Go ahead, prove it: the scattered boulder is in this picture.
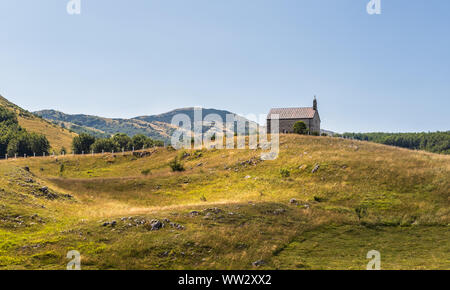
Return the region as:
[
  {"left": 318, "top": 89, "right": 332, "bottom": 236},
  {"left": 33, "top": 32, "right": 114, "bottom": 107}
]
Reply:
[
  {"left": 203, "top": 207, "right": 222, "bottom": 214},
  {"left": 170, "top": 222, "right": 185, "bottom": 230},
  {"left": 252, "top": 260, "right": 266, "bottom": 267},
  {"left": 273, "top": 209, "right": 286, "bottom": 215},
  {"left": 148, "top": 219, "right": 164, "bottom": 231},
  {"left": 190, "top": 211, "right": 200, "bottom": 217},
  {"left": 289, "top": 198, "right": 298, "bottom": 205},
  {"left": 24, "top": 166, "right": 30, "bottom": 172},
  {"left": 312, "top": 164, "right": 320, "bottom": 173}
]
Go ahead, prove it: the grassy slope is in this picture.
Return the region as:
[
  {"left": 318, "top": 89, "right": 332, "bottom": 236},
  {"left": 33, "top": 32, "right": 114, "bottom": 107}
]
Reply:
[
  {"left": 0, "top": 96, "right": 77, "bottom": 152},
  {"left": 0, "top": 135, "right": 449, "bottom": 269}
]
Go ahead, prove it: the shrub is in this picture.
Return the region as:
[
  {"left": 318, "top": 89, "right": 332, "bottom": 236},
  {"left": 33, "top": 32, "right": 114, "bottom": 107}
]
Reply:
[
  {"left": 169, "top": 157, "right": 185, "bottom": 172},
  {"left": 280, "top": 168, "right": 291, "bottom": 178},
  {"left": 141, "top": 169, "right": 151, "bottom": 176},
  {"left": 60, "top": 147, "right": 67, "bottom": 155},
  {"left": 314, "top": 196, "right": 326, "bottom": 202},
  {"left": 293, "top": 121, "right": 307, "bottom": 135}
]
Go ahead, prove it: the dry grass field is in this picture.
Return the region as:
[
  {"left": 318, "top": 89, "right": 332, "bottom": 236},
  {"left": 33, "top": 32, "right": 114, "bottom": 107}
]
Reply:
[{"left": 0, "top": 134, "right": 449, "bottom": 269}]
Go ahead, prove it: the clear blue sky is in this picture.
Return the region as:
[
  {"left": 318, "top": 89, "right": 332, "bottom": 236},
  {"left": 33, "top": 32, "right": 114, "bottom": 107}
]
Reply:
[{"left": 0, "top": 0, "right": 449, "bottom": 133}]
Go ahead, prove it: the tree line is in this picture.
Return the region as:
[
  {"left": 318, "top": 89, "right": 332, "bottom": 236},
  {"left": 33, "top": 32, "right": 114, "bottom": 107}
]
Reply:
[
  {"left": 340, "top": 132, "right": 450, "bottom": 154},
  {"left": 72, "top": 133, "right": 164, "bottom": 154},
  {"left": 0, "top": 107, "right": 50, "bottom": 157}
]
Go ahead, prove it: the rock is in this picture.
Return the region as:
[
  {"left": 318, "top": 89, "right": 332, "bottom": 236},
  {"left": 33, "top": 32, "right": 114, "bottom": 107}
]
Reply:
[
  {"left": 149, "top": 219, "right": 163, "bottom": 231},
  {"left": 252, "top": 260, "right": 266, "bottom": 267},
  {"left": 24, "top": 166, "right": 30, "bottom": 172},
  {"left": 289, "top": 198, "right": 298, "bottom": 205},
  {"left": 312, "top": 164, "right": 320, "bottom": 173},
  {"left": 102, "top": 222, "right": 110, "bottom": 227},
  {"left": 244, "top": 175, "right": 251, "bottom": 179},
  {"left": 39, "top": 186, "right": 49, "bottom": 193},
  {"left": 170, "top": 222, "right": 185, "bottom": 230},
  {"left": 111, "top": 220, "right": 117, "bottom": 227},
  {"left": 159, "top": 251, "right": 169, "bottom": 257},
  {"left": 203, "top": 207, "right": 222, "bottom": 214},
  {"left": 189, "top": 211, "right": 200, "bottom": 217},
  {"left": 273, "top": 209, "right": 286, "bottom": 215}
]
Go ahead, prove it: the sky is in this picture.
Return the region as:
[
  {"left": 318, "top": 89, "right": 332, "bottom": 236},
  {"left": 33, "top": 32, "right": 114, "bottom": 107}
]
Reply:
[{"left": 0, "top": 0, "right": 449, "bottom": 133}]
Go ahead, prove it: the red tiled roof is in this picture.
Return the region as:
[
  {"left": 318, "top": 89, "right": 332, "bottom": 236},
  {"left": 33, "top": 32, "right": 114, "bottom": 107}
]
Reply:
[{"left": 267, "top": 107, "right": 316, "bottom": 119}]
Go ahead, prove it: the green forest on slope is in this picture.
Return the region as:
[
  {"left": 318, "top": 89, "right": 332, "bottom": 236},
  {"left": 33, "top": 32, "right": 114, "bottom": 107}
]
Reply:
[{"left": 342, "top": 132, "right": 450, "bottom": 154}]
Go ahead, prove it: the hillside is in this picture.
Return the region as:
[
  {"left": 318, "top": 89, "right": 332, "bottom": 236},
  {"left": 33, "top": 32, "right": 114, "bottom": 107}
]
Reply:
[
  {"left": 34, "top": 108, "right": 259, "bottom": 142},
  {"left": 343, "top": 132, "right": 450, "bottom": 154},
  {"left": 0, "top": 96, "right": 77, "bottom": 152},
  {"left": 0, "top": 135, "right": 448, "bottom": 269}
]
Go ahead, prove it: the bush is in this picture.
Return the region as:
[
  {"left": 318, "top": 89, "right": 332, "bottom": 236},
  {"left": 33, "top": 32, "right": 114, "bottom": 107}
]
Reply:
[
  {"left": 314, "top": 196, "right": 326, "bottom": 202},
  {"left": 280, "top": 168, "right": 291, "bottom": 178},
  {"left": 141, "top": 169, "right": 151, "bottom": 176},
  {"left": 169, "top": 157, "right": 185, "bottom": 172},
  {"left": 293, "top": 121, "right": 307, "bottom": 135}
]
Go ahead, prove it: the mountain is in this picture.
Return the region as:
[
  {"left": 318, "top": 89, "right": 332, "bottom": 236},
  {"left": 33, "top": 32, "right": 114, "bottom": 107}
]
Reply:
[
  {"left": 34, "top": 108, "right": 260, "bottom": 142},
  {"left": 0, "top": 95, "right": 76, "bottom": 152}
]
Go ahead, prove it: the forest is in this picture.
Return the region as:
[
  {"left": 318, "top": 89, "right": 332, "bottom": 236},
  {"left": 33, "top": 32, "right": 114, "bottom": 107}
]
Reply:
[
  {"left": 341, "top": 131, "right": 450, "bottom": 154},
  {"left": 72, "top": 133, "right": 165, "bottom": 154},
  {"left": 0, "top": 107, "right": 50, "bottom": 157}
]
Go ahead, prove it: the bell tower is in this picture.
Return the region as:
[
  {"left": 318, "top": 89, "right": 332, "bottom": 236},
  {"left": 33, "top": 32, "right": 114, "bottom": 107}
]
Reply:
[{"left": 313, "top": 96, "right": 318, "bottom": 111}]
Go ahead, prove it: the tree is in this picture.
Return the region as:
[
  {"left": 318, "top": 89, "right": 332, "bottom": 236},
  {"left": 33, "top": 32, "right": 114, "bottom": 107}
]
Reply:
[
  {"left": 29, "top": 133, "right": 50, "bottom": 155},
  {"left": 91, "top": 138, "right": 118, "bottom": 153},
  {"left": 293, "top": 121, "right": 308, "bottom": 135},
  {"left": 132, "top": 134, "right": 148, "bottom": 150},
  {"left": 112, "top": 133, "right": 132, "bottom": 151},
  {"left": 72, "top": 133, "right": 96, "bottom": 154}
]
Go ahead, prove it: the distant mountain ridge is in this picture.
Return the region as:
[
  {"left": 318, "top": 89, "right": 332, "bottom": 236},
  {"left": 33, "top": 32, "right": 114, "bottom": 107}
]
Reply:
[{"left": 34, "top": 108, "right": 259, "bottom": 142}]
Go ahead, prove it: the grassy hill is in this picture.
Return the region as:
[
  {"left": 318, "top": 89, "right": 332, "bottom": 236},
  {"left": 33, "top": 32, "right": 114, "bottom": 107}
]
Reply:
[
  {"left": 0, "top": 135, "right": 448, "bottom": 269},
  {"left": 34, "top": 108, "right": 259, "bottom": 142},
  {"left": 0, "top": 96, "right": 77, "bottom": 152}
]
